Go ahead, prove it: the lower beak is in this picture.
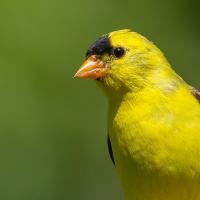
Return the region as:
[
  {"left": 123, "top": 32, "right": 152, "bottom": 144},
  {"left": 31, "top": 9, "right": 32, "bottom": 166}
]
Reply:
[{"left": 74, "top": 55, "right": 106, "bottom": 80}]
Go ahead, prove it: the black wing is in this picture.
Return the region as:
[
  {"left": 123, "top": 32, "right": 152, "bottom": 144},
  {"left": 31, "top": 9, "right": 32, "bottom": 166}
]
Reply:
[
  {"left": 107, "top": 135, "right": 115, "bottom": 165},
  {"left": 190, "top": 86, "right": 200, "bottom": 103}
]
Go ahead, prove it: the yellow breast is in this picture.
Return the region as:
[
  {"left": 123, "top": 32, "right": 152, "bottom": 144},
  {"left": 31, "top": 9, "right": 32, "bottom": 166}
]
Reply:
[{"left": 108, "top": 82, "right": 200, "bottom": 200}]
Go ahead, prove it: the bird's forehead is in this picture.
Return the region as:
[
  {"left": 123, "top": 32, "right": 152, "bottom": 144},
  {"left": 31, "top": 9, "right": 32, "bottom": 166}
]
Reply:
[
  {"left": 85, "top": 30, "right": 141, "bottom": 57},
  {"left": 86, "top": 34, "right": 112, "bottom": 57}
]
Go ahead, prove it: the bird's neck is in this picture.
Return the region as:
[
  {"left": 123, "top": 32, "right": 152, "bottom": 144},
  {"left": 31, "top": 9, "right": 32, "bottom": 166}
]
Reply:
[{"left": 107, "top": 66, "right": 183, "bottom": 111}]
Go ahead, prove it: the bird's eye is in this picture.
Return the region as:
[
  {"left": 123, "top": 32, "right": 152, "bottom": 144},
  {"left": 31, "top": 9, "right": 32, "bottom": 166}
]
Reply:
[{"left": 113, "top": 47, "right": 125, "bottom": 58}]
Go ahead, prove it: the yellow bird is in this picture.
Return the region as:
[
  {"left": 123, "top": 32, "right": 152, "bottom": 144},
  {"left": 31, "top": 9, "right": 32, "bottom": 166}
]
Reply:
[{"left": 74, "top": 29, "right": 200, "bottom": 200}]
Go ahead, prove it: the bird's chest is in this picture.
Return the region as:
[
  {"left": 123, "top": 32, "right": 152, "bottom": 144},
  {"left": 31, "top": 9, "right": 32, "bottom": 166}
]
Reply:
[
  {"left": 109, "top": 102, "right": 167, "bottom": 166},
  {"left": 109, "top": 118, "right": 200, "bottom": 200},
  {"left": 108, "top": 101, "right": 200, "bottom": 200}
]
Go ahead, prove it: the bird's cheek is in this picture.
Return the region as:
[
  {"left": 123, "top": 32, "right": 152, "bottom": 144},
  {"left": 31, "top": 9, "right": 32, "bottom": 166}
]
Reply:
[{"left": 74, "top": 55, "right": 107, "bottom": 80}]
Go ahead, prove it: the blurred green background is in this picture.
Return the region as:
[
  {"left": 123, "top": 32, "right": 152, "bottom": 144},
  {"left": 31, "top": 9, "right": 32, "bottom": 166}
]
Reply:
[{"left": 0, "top": 0, "right": 199, "bottom": 199}]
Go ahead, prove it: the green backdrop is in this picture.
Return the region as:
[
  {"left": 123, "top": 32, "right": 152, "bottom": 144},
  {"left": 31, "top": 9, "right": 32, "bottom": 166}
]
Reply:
[{"left": 0, "top": 0, "right": 199, "bottom": 199}]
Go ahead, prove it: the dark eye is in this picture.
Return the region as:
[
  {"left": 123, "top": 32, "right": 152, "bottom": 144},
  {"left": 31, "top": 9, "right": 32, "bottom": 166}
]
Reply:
[{"left": 113, "top": 47, "right": 125, "bottom": 58}]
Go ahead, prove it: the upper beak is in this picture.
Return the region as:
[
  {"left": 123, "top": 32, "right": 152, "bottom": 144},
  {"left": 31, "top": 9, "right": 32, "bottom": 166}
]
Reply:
[{"left": 74, "top": 55, "right": 106, "bottom": 80}]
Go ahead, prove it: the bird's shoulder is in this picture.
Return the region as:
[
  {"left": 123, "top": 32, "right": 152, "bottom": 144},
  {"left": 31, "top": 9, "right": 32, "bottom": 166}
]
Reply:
[{"left": 190, "top": 86, "right": 200, "bottom": 103}]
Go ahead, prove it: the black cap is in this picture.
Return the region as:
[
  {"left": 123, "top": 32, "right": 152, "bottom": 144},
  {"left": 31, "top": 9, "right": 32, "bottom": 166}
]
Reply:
[{"left": 86, "top": 34, "right": 112, "bottom": 57}]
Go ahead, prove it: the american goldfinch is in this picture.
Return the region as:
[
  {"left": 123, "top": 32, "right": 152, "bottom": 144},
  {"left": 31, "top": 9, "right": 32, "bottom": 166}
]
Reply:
[{"left": 74, "top": 30, "right": 200, "bottom": 200}]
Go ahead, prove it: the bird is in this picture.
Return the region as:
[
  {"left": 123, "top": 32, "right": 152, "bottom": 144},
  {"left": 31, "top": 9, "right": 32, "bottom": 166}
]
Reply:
[{"left": 74, "top": 29, "right": 200, "bottom": 200}]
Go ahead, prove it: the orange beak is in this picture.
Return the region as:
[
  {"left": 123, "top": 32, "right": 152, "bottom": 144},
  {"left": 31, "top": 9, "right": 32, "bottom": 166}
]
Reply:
[{"left": 74, "top": 55, "right": 106, "bottom": 80}]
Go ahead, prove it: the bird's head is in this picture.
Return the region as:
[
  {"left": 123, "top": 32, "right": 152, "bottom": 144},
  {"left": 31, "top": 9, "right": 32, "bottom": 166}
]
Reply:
[{"left": 74, "top": 30, "right": 169, "bottom": 97}]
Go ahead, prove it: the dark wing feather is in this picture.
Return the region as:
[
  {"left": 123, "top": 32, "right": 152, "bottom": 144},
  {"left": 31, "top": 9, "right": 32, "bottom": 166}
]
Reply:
[
  {"left": 107, "top": 135, "right": 115, "bottom": 165},
  {"left": 190, "top": 86, "right": 200, "bottom": 103}
]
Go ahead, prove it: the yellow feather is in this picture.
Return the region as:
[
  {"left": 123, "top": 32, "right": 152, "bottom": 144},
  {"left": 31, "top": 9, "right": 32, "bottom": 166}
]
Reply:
[{"left": 100, "top": 30, "right": 200, "bottom": 200}]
